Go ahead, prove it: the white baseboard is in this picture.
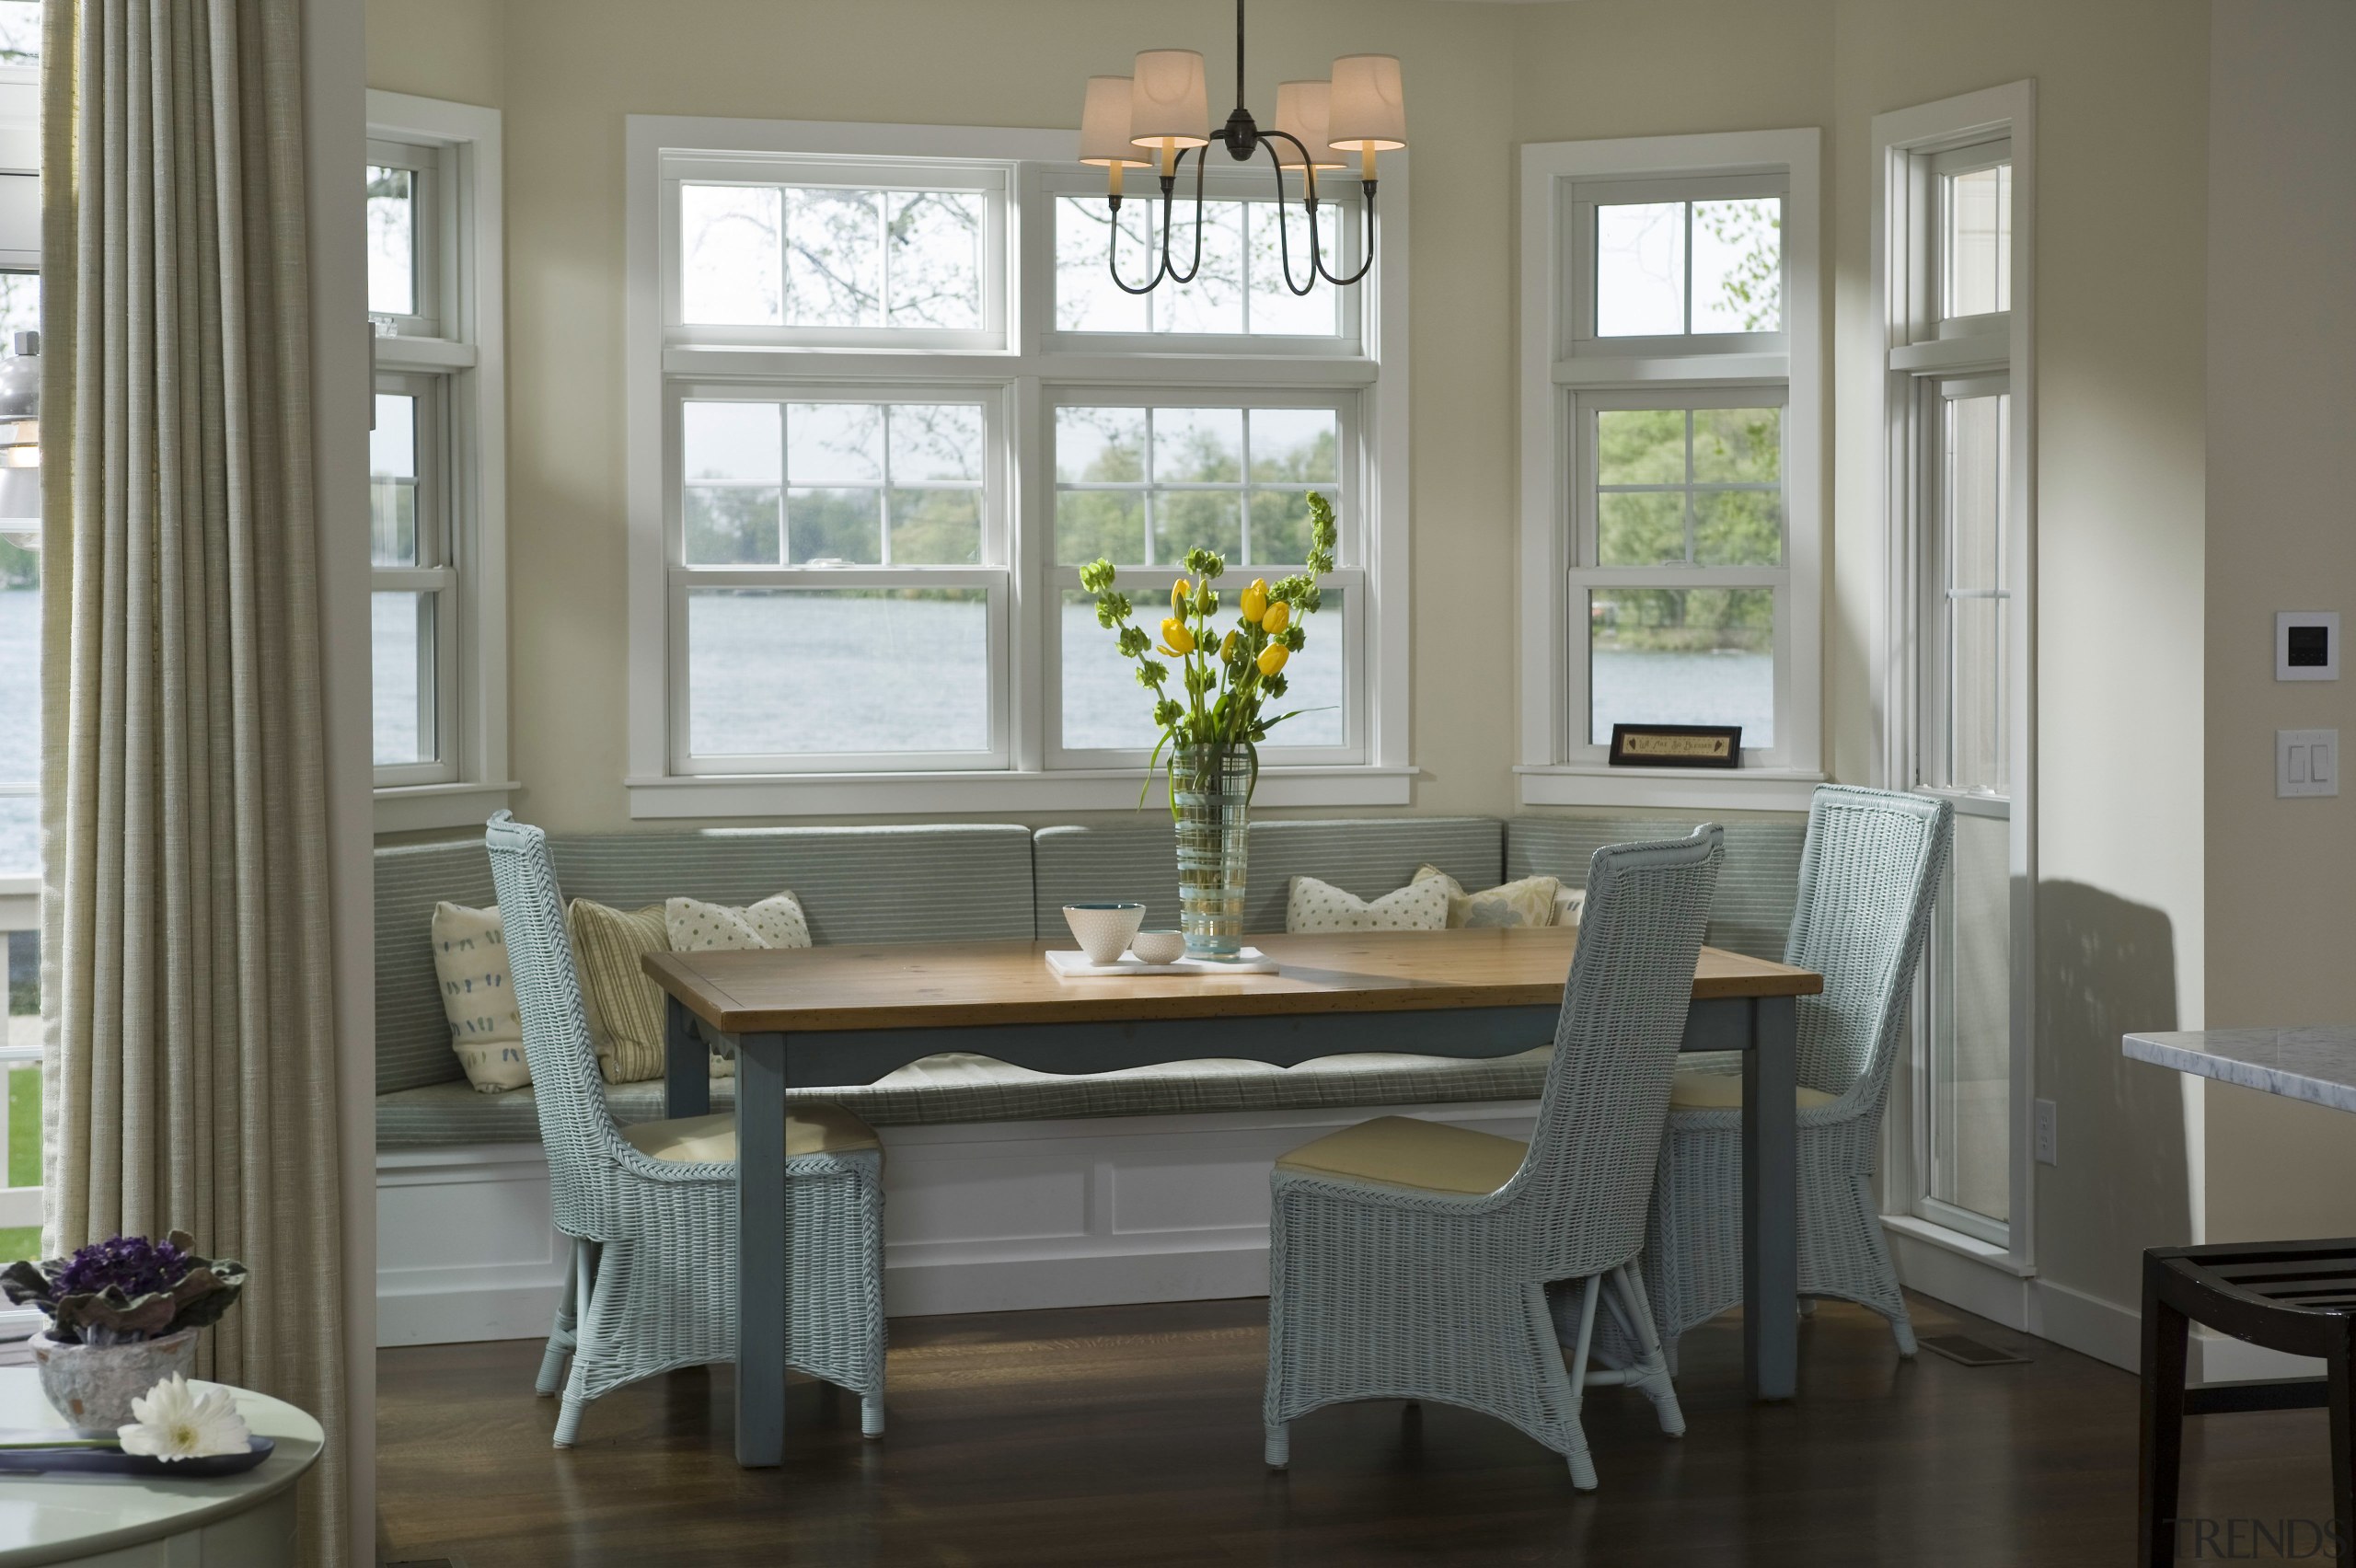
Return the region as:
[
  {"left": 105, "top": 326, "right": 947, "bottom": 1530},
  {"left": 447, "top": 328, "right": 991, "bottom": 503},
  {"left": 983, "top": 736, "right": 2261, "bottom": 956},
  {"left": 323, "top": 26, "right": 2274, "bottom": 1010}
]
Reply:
[{"left": 376, "top": 1101, "right": 1540, "bottom": 1347}]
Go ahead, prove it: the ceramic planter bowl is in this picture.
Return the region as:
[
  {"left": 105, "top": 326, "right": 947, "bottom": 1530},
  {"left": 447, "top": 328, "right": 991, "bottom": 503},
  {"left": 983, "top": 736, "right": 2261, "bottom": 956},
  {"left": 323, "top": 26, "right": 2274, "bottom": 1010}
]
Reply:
[
  {"left": 1062, "top": 904, "right": 1146, "bottom": 965},
  {"left": 1129, "top": 929, "right": 1186, "bottom": 965},
  {"left": 31, "top": 1327, "right": 199, "bottom": 1434}
]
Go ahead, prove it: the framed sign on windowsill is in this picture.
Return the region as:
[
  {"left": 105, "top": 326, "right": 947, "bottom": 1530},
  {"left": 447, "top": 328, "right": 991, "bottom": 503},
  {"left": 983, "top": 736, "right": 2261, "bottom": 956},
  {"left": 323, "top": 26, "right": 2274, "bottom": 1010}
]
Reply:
[{"left": 1607, "top": 723, "right": 1743, "bottom": 769}]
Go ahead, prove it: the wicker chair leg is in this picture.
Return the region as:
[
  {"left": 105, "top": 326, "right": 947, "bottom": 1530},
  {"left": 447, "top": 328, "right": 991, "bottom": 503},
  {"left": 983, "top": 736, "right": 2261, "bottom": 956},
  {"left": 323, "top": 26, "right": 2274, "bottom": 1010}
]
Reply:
[
  {"left": 552, "top": 1242, "right": 599, "bottom": 1449},
  {"left": 1559, "top": 1276, "right": 1603, "bottom": 1492},
  {"left": 536, "top": 1239, "right": 583, "bottom": 1398},
  {"left": 1265, "top": 1422, "right": 1289, "bottom": 1470},
  {"left": 1608, "top": 1265, "right": 1685, "bottom": 1438},
  {"left": 861, "top": 1389, "right": 886, "bottom": 1439}
]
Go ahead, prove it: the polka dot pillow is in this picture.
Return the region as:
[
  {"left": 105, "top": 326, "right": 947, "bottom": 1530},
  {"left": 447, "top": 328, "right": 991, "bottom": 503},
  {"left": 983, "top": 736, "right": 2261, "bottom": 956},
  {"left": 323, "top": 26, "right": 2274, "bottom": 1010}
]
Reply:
[
  {"left": 664, "top": 892, "right": 812, "bottom": 953},
  {"left": 1285, "top": 873, "right": 1450, "bottom": 934}
]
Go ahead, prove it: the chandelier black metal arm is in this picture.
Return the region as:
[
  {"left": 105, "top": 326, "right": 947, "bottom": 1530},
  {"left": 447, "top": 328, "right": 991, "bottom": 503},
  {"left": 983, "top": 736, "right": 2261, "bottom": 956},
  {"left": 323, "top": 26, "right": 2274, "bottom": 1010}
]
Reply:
[{"left": 1101, "top": 0, "right": 1379, "bottom": 297}]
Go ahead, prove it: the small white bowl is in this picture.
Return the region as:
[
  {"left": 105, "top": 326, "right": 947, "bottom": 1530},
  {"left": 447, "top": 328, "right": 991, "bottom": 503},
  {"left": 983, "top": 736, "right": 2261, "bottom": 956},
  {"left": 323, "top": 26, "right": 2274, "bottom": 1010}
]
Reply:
[
  {"left": 1129, "top": 929, "right": 1186, "bottom": 965},
  {"left": 1063, "top": 903, "right": 1147, "bottom": 965}
]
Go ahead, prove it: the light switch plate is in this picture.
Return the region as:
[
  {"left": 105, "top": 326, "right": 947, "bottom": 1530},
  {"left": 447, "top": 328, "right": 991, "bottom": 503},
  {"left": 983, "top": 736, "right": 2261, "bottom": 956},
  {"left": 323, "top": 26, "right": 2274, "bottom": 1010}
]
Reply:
[
  {"left": 2278, "top": 729, "right": 2339, "bottom": 798},
  {"left": 2033, "top": 1099, "right": 2058, "bottom": 1166},
  {"left": 2278, "top": 611, "right": 2339, "bottom": 681}
]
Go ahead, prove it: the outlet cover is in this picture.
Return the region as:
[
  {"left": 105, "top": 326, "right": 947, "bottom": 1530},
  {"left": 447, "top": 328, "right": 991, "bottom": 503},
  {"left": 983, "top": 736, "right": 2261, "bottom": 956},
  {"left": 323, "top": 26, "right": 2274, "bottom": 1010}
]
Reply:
[
  {"left": 2278, "top": 729, "right": 2339, "bottom": 799},
  {"left": 2033, "top": 1099, "right": 2058, "bottom": 1166}
]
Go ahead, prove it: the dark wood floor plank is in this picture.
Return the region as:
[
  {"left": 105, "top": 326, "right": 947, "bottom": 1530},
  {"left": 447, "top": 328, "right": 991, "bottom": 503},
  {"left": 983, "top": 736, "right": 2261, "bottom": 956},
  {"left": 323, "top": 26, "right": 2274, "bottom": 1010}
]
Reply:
[{"left": 378, "top": 1291, "right": 2333, "bottom": 1567}]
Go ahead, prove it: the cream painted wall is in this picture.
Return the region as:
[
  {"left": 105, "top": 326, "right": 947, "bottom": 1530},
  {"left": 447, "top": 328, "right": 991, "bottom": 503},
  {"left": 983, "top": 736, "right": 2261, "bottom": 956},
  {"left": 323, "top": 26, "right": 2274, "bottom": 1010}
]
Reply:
[
  {"left": 365, "top": 0, "right": 502, "bottom": 109},
  {"left": 1830, "top": 0, "right": 2210, "bottom": 1316},
  {"left": 2201, "top": 0, "right": 2356, "bottom": 1243}
]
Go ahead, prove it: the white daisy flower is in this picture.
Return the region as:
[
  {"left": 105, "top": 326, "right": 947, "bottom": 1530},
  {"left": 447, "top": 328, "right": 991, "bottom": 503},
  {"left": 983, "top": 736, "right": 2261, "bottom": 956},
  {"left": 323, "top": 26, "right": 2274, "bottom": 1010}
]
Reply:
[{"left": 117, "top": 1375, "right": 252, "bottom": 1461}]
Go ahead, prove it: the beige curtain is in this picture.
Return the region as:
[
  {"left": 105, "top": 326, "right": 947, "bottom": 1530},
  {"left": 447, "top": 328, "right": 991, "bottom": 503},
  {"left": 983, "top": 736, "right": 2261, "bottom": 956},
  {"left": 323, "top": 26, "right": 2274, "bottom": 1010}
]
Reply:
[{"left": 39, "top": 1, "right": 346, "bottom": 1562}]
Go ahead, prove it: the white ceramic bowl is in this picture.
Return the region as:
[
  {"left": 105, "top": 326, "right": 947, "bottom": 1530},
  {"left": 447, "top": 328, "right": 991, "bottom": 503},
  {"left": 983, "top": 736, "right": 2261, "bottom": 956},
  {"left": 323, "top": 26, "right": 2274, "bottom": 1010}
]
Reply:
[
  {"left": 1063, "top": 903, "right": 1147, "bottom": 965},
  {"left": 1129, "top": 929, "right": 1186, "bottom": 965}
]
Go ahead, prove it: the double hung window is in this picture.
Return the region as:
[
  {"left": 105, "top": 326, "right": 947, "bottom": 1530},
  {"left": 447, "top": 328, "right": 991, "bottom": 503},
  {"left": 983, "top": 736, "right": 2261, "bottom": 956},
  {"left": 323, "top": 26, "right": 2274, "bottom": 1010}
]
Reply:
[
  {"left": 629, "top": 120, "right": 1407, "bottom": 813},
  {"left": 1518, "top": 133, "right": 1821, "bottom": 806}
]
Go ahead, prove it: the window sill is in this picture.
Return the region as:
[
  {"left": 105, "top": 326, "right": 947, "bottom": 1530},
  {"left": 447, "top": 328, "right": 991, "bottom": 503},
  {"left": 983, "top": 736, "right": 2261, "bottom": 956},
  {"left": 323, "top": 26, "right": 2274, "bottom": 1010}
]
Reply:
[
  {"left": 624, "top": 766, "right": 1415, "bottom": 820},
  {"left": 1515, "top": 765, "right": 1826, "bottom": 813},
  {"left": 374, "top": 780, "right": 521, "bottom": 835},
  {"left": 1880, "top": 1212, "right": 2034, "bottom": 1278}
]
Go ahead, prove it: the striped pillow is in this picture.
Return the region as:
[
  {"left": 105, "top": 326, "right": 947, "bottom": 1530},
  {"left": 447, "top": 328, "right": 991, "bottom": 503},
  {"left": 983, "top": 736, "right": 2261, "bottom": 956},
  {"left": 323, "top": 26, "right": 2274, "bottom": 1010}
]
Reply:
[{"left": 565, "top": 899, "right": 670, "bottom": 1084}]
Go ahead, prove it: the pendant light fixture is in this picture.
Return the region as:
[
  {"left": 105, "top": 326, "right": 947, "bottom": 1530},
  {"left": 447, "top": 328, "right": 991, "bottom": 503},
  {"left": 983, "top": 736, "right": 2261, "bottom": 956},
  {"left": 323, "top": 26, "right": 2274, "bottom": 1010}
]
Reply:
[{"left": 1077, "top": 0, "right": 1405, "bottom": 297}]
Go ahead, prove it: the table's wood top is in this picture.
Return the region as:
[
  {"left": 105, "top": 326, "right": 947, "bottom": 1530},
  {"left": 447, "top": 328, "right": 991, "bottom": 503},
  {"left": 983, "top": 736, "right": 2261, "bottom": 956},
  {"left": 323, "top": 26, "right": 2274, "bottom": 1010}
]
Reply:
[{"left": 643, "top": 928, "right": 1821, "bottom": 1035}]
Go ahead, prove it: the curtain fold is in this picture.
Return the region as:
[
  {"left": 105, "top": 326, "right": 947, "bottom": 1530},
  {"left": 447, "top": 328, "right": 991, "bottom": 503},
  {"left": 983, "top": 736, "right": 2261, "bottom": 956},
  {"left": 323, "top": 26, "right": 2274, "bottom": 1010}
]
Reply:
[{"left": 40, "top": 1, "right": 346, "bottom": 1562}]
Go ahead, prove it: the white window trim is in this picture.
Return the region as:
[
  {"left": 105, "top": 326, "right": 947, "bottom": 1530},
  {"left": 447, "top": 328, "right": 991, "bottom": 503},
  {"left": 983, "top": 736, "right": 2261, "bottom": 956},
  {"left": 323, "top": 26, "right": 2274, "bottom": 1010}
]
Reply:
[
  {"left": 366, "top": 90, "right": 515, "bottom": 834},
  {"left": 623, "top": 115, "right": 1410, "bottom": 818},
  {"left": 1515, "top": 129, "right": 1823, "bottom": 810},
  {"left": 1868, "top": 81, "right": 2038, "bottom": 1279}
]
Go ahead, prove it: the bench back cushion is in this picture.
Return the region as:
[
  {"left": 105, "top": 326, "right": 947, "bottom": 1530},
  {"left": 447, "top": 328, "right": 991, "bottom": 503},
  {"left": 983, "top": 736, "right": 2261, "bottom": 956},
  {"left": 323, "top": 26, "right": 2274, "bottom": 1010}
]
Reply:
[
  {"left": 376, "top": 824, "right": 1037, "bottom": 1095},
  {"left": 1506, "top": 814, "right": 1805, "bottom": 960},
  {"left": 1033, "top": 817, "right": 1503, "bottom": 938}
]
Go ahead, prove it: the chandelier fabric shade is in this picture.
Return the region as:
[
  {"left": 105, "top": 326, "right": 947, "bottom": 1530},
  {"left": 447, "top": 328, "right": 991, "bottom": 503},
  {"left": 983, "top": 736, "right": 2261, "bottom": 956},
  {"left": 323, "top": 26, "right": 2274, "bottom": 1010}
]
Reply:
[
  {"left": 1128, "top": 50, "right": 1211, "bottom": 148},
  {"left": 1273, "top": 81, "right": 1345, "bottom": 171},
  {"left": 1326, "top": 54, "right": 1408, "bottom": 153},
  {"left": 1080, "top": 76, "right": 1149, "bottom": 167}
]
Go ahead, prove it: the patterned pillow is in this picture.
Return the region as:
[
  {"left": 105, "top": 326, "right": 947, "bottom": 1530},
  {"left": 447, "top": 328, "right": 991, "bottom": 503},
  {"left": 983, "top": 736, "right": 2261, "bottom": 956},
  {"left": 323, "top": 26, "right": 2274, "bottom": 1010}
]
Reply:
[
  {"left": 430, "top": 903, "right": 529, "bottom": 1092},
  {"left": 1286, "top": 874, "right": 1450, "bottom": 933},
  {"left": 565, "top": 899, "right": 671, "bottom": 1084},
  {"left": 1411, "top": 864, "right": 1564, "bottom": 929},
  {"left": 664, "top": 892, "right": 811, "bottom": 952}
]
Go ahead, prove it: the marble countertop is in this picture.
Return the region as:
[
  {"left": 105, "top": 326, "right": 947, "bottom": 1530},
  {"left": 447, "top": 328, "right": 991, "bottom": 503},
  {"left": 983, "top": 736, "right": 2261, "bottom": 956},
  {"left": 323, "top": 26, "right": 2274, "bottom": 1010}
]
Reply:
[{"left": 2122, "top": 1027, "right": 2356, "bottom": 1114}]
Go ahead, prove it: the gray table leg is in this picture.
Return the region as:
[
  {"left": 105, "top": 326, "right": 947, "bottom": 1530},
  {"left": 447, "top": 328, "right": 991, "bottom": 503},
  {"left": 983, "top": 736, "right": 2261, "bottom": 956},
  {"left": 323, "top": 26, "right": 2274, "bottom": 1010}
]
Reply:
[
  {"left": 1742, "top": 995, "right": 1799, "bottom": 1401},
  {"left": 664, "top": 995, "right": 710, "bottom": 1119},
  {"left": 735, "top": 1030, "right": 789, "bottom": 1466}
]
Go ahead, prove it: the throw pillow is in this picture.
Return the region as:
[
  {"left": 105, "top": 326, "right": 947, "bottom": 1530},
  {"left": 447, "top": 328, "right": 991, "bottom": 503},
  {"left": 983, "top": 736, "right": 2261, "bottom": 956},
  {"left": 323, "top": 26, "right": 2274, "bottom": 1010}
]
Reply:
[
  {"left": 1286, "top": 873, "right": 1450, "bottom": 934},
  {"left": 664, "top": 891, "right": 812, "bottom": 953},
  {"left": 430, "top": 903, "right": 529, "bottom": 1092},
  {"left": 1411, "top": 864, "right": 1564, "bottom": 929},
  {"left": 566, "top": 899, "right": 671, "bottom": 1084}
]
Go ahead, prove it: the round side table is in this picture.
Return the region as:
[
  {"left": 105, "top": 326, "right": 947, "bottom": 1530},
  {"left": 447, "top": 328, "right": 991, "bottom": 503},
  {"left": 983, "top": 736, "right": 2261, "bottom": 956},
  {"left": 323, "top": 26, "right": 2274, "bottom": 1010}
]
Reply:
[{"left": 0, "top": 1366, "right": 324, "bottom": 1567}]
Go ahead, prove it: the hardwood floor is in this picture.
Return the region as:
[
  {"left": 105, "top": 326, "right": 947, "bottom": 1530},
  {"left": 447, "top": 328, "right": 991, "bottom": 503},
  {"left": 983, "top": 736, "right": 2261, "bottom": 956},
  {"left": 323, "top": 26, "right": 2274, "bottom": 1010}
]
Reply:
[{"left": 378, "top": 1292, "right": 2333, "bottom": 1566}]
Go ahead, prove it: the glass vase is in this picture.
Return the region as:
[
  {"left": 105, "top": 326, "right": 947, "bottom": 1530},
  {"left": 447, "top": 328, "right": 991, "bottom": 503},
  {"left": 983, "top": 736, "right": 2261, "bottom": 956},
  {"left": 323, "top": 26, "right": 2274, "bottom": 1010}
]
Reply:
[{"left": 1172, "top": 744, "right": 1253, "bottom": 959}]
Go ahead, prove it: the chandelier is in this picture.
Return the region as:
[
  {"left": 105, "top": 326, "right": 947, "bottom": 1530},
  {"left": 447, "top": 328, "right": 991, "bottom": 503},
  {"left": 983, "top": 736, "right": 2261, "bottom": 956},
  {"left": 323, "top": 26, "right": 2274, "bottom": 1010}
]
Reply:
[{"left": 1076, "top": 0, "right": 1406, "bottom": 297}]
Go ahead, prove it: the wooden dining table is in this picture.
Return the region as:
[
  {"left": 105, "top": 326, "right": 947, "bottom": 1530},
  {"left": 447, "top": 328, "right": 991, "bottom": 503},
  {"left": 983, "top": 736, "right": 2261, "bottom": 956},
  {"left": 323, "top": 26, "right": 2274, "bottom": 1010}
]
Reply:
[{"left": 644, "top": 926, "right": 1825, "bottom": 1467}]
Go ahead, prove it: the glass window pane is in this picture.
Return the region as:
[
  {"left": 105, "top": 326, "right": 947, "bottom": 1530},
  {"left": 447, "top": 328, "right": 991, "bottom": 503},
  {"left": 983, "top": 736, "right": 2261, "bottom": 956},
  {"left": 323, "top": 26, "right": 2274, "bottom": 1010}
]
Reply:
[
  {"left": 687, "top": 588, "right": 989, "bottom": 755},
  {"left": 365, "top": 165, "right": 416, "bottom": 317},
  {"left": 884, "top": 192, "right": 985, "bottom": 330},
  {"left": 1597, "top": 409, "right": 1685, "bottom": 486},
  {"left": 1245, "top": 202, "right": 1341, "bottom": 336},
  {"left": 1692, "top": 490, "right": 1783, "bottom": 567},
  {"left": 1942, "top": 391, "right": 2009, "bottom": 793},
  {"left": 0, "top": 796, "right": 30, "bottom": 882},
  {"left": 683, "top": 401, "right": 782, "bottom": 484},
  {"left": 784, "top": 188, "right": 883, "bottom": 328},
  {"left": 1692, "top": 407, "right": 1780, "bottom": 484},
  {"left": 1596, "top": 492, "right": 1684, "bottom": 567},
  {"left": 785, "top": 489, "right": 882, "bottom": 565},
  {"left": 1248, "top": 408, "right": 1337, "bottom": 484},
  {"left": 1588, "top": 587, "right": 1773, "bottom": 747},
  {"left": 0, "top": 273, "right": 36, "bottom": 342},
  {"left": 786, "top": 402, "right": 884, "bottom": 485},
  {"left": 1946, "top": 394, "right": 2004, "bottom": 593},
  {"left": 1055, "top": 197, "right": 1152, "bottom": 334},
  {"left": 888, "top": 488, "right": 980, "bottom": 565},
  {"left": 887, "top": 404, "right": 984, "bottom": 483},
  {"left": 0, "top": 2, "right": 41, "bottom": 68},
  {"left": 685, "top": 488, "right": 781, "bottom": 566},
  {"left": 373, "top": 590, "right": 433, "bottom": 766},
  {"left": 680, "top": 184, "right": 783, "bottom": 327},
  {"left": 1691, "top": 198, "right": 1781, "bottom": 333},
  {"left": 0, "top": 534, "right": 35, "bottom": 813},
  {"left": 1056, "top": 406, "right": 1147, "bottom": 485},
  {"left": 1928, "top": 809, "right": 2011, "bottom": 1221},
  {"left": 1152, "top": 490, "right": 1241, "bottom": 565},
  {"left": 1153, "top": 408, "right": 1242, "bottom": 484},
  {"left": 1059, "top": 585, "right": 1345, "bottom": 751},
  {"left": 1151, "top": 202, "right": 1246, "bottom": 336},
  {"left": 1943, "top": 163, "right": 2011, "bottom": 319},
  {"left": 1247, "top": 490, "right": 1325, "bottom": 564},
  {"left": 1595, "top": 202, "right": 1683, "bottom": 337},
  {"left": 369, "top": 393, "right": 418, "bottom": 567},
  {"left": 1056, "top": 491, "right": 1145, "bottom": 567}
]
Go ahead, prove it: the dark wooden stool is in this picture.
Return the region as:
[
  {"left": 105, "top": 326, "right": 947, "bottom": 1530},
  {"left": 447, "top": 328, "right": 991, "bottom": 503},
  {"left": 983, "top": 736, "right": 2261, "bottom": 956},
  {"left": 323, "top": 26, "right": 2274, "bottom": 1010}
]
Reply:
[{"left": 2141, "top": 1240, "right": 2356, "bottom": 1567}]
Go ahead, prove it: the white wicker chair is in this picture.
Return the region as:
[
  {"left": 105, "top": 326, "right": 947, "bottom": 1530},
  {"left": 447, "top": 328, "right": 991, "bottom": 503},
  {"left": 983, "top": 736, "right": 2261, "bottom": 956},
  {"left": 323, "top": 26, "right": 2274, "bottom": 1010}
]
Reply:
[
  {"left": 1261, "top": 826, "right": 1725, "bottom": 1491},
  {"left": 1639, "top": 785, "right": 1952, "bottom": 1365},
  {"left": 484, "top": 812, "right": 887, "bottom": 1447}
]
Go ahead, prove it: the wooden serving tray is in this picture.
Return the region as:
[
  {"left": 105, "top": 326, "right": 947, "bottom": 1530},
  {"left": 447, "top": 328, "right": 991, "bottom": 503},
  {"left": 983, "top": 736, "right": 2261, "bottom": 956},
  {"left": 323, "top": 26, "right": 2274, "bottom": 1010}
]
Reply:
[{"left": 1045, "top": 947, "right": 1280, "bottom": 978}]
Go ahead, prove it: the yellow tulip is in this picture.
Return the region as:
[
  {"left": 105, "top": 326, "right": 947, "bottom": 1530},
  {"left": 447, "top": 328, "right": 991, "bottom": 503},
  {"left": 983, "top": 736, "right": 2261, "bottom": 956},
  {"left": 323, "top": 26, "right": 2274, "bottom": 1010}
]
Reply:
[
  {"left": 1262, "top": 600, "right": 1291, "bottom": 635},
  {"left": 1221, "top": 630, "right": 1240, "bottom": 663},
  {"left": 1161, "top": 617, "right": 1195, "bottom": 656},
  {"left": 1172, "top": 581, "right": 1190, "bottom": 616},
  {"left": 1257, "top": 642, "right": 1288, "bottom": 676},
  {"left": 1240, "top": 579, "right": 1268, "bottom": 622}
]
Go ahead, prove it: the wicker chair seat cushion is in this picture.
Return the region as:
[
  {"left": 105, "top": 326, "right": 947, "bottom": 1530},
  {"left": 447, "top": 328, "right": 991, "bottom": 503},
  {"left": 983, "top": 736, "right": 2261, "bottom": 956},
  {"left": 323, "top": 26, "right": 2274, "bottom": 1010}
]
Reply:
[
  {"left": 375, "top": 1046, "right": 1555, "bottom": 1147},
  {"left": 1275, "top": 1114, "right": 1530, "bottom": 1195},
  {"left": 1667, "top": 1071, "right": 1838, "bottom": 1112},
  {"left": 620, "top": 1104, "right": 880, "bottom": 1163}
]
